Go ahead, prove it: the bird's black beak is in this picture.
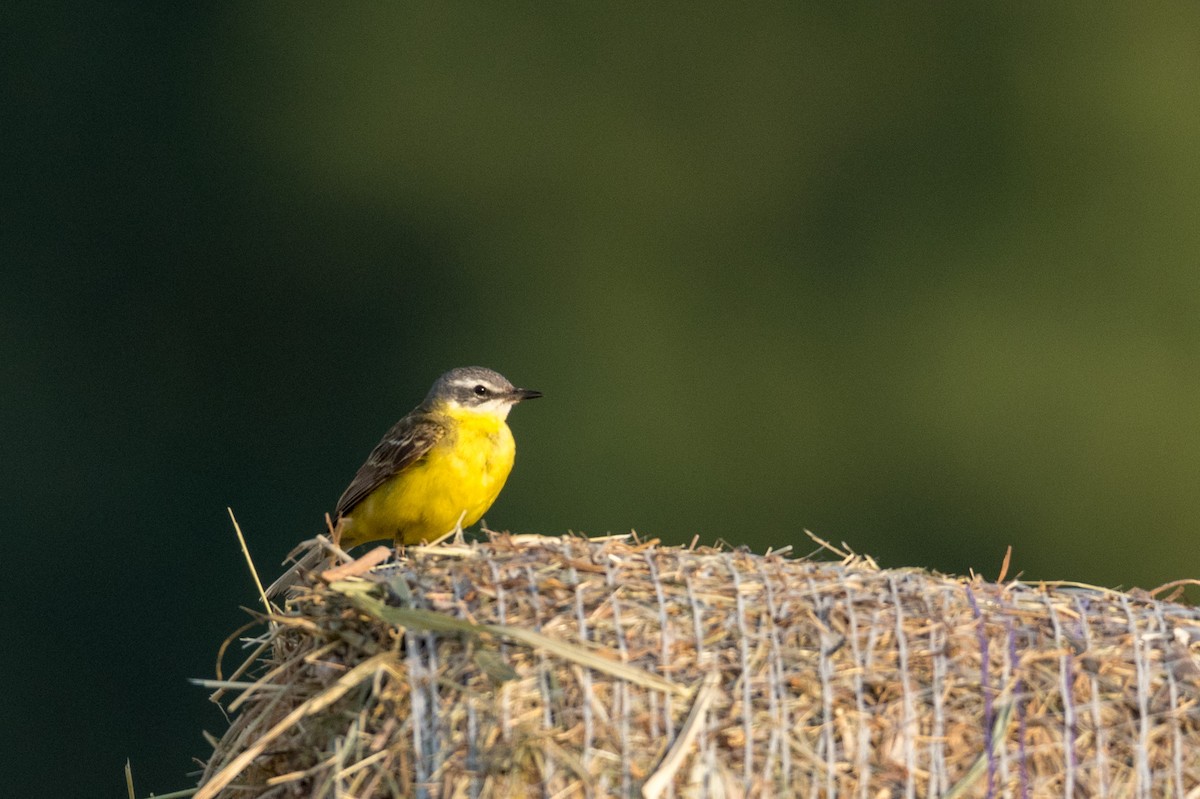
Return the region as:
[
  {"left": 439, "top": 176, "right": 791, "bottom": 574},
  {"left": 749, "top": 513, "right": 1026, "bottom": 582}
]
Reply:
[{"left": 512, "top": 387, "right": 543, "bottom": 401}]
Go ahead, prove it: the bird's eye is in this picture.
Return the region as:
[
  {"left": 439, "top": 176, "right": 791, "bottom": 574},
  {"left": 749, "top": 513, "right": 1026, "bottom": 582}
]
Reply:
[{"left": 473, "top": 384, "right": 489, "bottom": 397}]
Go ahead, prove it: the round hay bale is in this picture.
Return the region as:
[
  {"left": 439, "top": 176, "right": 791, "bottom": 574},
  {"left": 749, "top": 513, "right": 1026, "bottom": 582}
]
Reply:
[{"left": 194, "top": 534, "right": 1200, "bottom": 798}]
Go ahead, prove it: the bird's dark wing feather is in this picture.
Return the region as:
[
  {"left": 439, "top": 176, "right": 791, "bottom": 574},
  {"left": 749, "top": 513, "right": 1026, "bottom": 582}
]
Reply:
[{"left": 335, "top": 414, "right": 447, "bottom": 517}]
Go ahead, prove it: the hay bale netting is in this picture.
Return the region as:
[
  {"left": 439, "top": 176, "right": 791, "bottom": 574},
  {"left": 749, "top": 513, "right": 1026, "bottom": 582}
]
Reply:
[{"left": 195, "top": 534, "right": 1200, "bottom": 798}]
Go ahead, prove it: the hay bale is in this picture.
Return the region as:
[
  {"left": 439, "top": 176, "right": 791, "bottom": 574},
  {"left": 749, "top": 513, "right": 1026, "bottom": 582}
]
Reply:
[{"left": 195, "top": 534, "right": 1200, "bottom": 798}]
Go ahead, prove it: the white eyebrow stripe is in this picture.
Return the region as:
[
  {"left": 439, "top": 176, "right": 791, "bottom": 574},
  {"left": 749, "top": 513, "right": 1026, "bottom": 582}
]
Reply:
[{"left": 452, "top": 379, "right": 504, "bottom": 391}]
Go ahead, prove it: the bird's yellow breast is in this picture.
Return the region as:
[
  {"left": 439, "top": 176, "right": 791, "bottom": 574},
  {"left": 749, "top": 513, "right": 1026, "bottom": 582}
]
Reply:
[{"left": 342, "top": 407, "right": 516, "bottom": 547}]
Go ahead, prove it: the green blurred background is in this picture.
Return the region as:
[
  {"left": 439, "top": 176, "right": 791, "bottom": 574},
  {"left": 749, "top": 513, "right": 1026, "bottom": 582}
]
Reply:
[{"left": 6, "top": 5, "right": 1200, "bottom": 796}]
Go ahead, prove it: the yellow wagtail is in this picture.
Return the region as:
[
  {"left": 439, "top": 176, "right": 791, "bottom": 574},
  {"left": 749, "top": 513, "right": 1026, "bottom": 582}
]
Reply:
[{"left": 334, "top": 366, "right": 541, "bottom": 548}]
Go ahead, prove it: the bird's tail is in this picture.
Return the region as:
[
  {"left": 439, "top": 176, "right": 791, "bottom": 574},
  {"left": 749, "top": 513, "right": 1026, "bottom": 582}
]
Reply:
[{"left": 265, "top": 534, "right": 354, "bottom": 599}]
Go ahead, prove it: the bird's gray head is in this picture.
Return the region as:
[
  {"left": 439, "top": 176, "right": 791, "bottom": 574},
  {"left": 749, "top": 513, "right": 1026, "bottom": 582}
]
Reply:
[{"left": 425, "top": 366, "right": 542, "bottom": 418}]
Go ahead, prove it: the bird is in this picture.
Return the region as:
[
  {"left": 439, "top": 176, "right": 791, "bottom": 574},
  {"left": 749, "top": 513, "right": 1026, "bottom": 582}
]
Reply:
[{"left": 333, "top": 366, "right": 541, "bottom": 549}]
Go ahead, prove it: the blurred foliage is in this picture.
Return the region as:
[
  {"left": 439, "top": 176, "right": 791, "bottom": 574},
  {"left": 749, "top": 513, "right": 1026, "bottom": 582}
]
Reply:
[{"left": 5, "top": 4, "right": 1200, "bottom": 796}]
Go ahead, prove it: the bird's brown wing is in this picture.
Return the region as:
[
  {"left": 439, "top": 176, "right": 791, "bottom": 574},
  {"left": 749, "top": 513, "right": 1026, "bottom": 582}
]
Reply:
[{"left": 335, "top": 413, "right": 447, "bottom": 518}]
